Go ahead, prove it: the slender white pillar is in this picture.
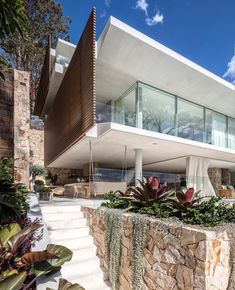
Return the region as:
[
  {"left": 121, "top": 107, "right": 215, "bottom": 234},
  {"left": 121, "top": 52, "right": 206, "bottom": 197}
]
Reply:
[{"left": 135, "top": 149, "right": 143, "bottom": 186}]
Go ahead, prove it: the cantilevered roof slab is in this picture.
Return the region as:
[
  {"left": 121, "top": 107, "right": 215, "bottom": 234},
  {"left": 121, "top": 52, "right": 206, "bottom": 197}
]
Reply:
[
  {"left": 96, "top": 17, "right": 235, "bottom": 117},
  {"left": 48, "top": 123, "right": 235, "bottom": 173}
]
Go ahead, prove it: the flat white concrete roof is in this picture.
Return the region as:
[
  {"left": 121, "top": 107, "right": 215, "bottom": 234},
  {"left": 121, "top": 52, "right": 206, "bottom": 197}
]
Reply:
[
  {"left": 49, "top": 123, "right": 235, "bottom": 172},
  {"left": 96, "top": 17, "right": 235, "bottom": 117}
]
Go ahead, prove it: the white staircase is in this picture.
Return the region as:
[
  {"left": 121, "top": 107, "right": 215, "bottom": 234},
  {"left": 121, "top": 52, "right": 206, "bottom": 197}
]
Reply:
[{"left": 40, "top": 203, "right": 110, "bottom": 290}]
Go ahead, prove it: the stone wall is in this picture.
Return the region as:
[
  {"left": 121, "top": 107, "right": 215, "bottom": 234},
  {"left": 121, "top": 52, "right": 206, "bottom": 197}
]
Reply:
[
  {"left": 82, "top": 207, "right": 235, "bottom": 290},
  {"left": 0, "top": 72, "right": 14, "bottom": 157},
  {"left": 29, "top": 127, "right": 44, "bottom": 167},
  {"left": 208, "top": 168, "right": 222, "bottom": 194},
  {"left": 13, "top": 70, "right": 30, "bottom": 187}
]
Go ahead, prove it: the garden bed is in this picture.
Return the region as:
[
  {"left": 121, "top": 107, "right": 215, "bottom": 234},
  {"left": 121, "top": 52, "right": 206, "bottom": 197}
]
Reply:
[{"left": 82, "top": 206, "right": 235, "bottom": 290}]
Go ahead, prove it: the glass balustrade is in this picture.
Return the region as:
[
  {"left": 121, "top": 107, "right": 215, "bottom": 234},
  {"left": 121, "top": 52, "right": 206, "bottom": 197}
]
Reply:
[{"left": 96, "top": 81, "right": 235, "bottom": 150}]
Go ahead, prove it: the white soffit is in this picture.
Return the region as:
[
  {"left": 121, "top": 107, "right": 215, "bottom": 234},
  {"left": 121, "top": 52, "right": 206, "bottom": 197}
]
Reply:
[
  {"left": 97, "top": 17, "right": 235, "bottom": 117},
  {"left": 49, "top": 123, "right": 235, "bottom": 172}
]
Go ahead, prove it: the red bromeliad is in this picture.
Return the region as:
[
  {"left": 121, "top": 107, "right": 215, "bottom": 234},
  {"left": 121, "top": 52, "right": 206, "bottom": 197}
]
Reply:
[{"left": 124, "top": 176, "right": 171, "bottom": 202}]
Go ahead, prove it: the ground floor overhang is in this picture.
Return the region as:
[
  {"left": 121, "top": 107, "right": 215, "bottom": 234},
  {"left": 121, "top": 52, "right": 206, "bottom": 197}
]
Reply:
[{"left": 48, "top": 123, "right": 235, "bottom": 173}]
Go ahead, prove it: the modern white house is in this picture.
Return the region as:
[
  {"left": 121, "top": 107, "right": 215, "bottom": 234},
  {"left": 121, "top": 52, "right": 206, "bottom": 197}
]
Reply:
[{"left": 34, "top": 9, "right": 235, "bottom": 197}]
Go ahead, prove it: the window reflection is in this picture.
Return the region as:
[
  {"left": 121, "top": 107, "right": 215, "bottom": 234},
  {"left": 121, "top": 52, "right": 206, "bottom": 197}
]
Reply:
[
  {"left": 178, "top": 100, "right": 204, "bottom": 142},
  {"left": 140, "top": 84, "right": 175, "bottom": 135},
  {"left": 205, "top": 109, "right": 226, "bottom": 148}
]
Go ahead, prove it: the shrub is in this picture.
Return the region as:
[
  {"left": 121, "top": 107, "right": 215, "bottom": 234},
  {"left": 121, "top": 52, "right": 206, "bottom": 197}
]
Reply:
[
  {"left": 0, "top": 157, "right": 14, "bottom": 184},
  {"left": 101, "top": 176, "right": 235, "bottom": 227},
  {"left": 0, "top": 222, "right": 73, "bottom": 290},
  {"left": 30, "top": 164, "right": 47, "bottom": 182}
]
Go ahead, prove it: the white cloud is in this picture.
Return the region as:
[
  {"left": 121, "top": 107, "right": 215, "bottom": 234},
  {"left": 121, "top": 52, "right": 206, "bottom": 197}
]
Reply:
[
  {"left": 105, "top": 0, "right": 111, "bottom": 7},
  {"left": 100, "top": 10, "right": 106, "bottom": 18},
  {"left": 136, "top": 0, "right": 149, "bottom": 16},
  {"left": 146, "top": 11, "right": 164, "bottom": 26},
  {"left": 223, "top": 55, "right": 235, "bottom": 84}
]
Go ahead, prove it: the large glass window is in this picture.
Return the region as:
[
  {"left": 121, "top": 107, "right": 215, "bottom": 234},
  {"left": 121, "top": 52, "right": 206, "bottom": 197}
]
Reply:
[
  {"left": 140, "top": 84, "right": 175, "bottom": 135},
  {"left": 115, "top": 85, "right": 136, "bottom": 127},
  {"left": 110, "top": 81, "right": 235, "bottom": 150},
  {"left": 228, "top": 117, "right": 235, "bottom": 149},
  {"left": 177, "top": 100, "right": 204, "bottom": 142},
  {"left": 205, "top": 109, "right": 227, "bottom": 148}
]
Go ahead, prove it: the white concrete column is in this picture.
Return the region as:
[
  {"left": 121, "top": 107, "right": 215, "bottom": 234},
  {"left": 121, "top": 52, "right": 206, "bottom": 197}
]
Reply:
[{"left": 135, "top": 149, "right": 143, "bottom": 186}]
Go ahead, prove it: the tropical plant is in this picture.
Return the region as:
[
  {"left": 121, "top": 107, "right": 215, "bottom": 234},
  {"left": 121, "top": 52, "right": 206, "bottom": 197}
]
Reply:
[
  {"left": 168, "top": 187, "right": 202, "bottom": 213},
  {"left": 120, "top": 177, "right": 174, "bottom": 211},
  {"left": 0, "top": 157, "right": 14, "bottom": 185},
  {"left": 47, "top": 278, "right": 85, "bottom": 290},
  {"left": 0, "top": 157, "right": 29, "bottom": 223},
  {"left": 0, "top": 222, "right": 73, "bottom": 289}
]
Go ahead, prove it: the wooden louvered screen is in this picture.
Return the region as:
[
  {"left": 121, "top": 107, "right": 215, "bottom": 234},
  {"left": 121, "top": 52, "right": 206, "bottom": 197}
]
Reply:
[
  {"left": 44, "top": 8, "right": 96, "bottom": 166},
  {"left": 0, "top": 73, "right": 14, "bottom": 157},
  {"left": 34, "top": 35, "right": 51, "bottom": 116}
]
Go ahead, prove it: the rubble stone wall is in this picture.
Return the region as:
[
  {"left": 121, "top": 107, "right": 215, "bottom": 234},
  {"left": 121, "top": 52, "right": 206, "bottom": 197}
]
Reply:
[
  {"left": 14, "top": 70, "right": 30, "bottom": 187},
  {"left": 82, "top": 207, "right": 234, "bottom": 290}
]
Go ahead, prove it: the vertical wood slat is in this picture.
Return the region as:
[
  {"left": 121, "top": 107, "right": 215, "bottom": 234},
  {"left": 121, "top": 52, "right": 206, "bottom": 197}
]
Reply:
[
  {"left": 0, "top": 73, "right": 14, "bottom": 157},
  {"left": 34, "top": 35, "right": 51, "bottom": 116},
  {"left": 44, "top": 8, "right": 96, "bottom": 166}
]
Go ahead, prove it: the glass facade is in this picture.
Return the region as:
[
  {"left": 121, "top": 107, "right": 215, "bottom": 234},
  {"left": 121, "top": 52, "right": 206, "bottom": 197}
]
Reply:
[
  {"left": 140, "top": 84, "right": 175, "bottom": 135},
  {"left": 96, "top": 81, "right": 235, "bottom": 150},
  {"left": 178, "top": 99, "right": 204, "bottom": 142}
]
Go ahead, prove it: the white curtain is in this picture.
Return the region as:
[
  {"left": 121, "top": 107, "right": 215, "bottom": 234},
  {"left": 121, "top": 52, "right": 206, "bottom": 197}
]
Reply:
[{"left": 186, "top": 156, "right": 215, "bottom": 197}]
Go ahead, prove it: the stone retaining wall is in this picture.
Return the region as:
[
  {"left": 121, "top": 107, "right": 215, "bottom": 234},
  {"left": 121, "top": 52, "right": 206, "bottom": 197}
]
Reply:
[{"left": 81, "top": 206, "right": 235, "bottom": 290}]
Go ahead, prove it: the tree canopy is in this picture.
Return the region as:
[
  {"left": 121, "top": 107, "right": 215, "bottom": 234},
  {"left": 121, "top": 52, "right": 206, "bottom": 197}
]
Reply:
[
  {"left": 1, "top": 0, "right": 71, "bottom": 110},
  {"left": 0, "top": 0, "right": 28, "bottom": 80}
]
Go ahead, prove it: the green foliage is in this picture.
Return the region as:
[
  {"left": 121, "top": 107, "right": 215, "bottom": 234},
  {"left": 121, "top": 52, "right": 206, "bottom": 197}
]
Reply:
[
  {"left": 138, "top": 203, "right": 171, "bottom": 218},
  {"left": 47, "top": 278, "right": 85, "bottom": 290},
  {"left": 0, "top": 0, "right": 28, "bottom": 40},
  {"left": 0, "top": 184, "right": 29, "bottom": 222},
  {"left": 34, "top": 180, "right": 44, "bottom": 186},
  {"left": 0, "top": 0, "right": 28, "bottom": 80},
  {"left": 1, "top": 0, "right": 71, "bottom": 109},
  {"left": 180, "top": 197, "right": 234, "bottom": 227},
  {"left": 104, "top": 209, "right": 123, "bottom": 289},
  {"left": 0, "top": 157, "right": 14, "bottom": 184},
  {"left": 0, "top": 222, "right": 73, "bottom": 289},
  {"left": 131, "top": 214, "right": 147, "bottom": 290},
  {"left": 30, "top": 164, "right": 47, "bottom": 181},
  {"left": 102, "top": 177, "right": 235, "bottom": 227}
]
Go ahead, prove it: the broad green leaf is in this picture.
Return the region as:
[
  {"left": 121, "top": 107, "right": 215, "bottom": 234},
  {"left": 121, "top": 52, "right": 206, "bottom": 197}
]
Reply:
[
  {"left": 0, "top": 272, "right": 27, "bottom": 290},
  {"left": 32, "top": 244, "right": 73, "bottom": 277},
  {"left": 0, "top": 269, "right": 18, "bottom": 282},
  {"left": 0, "top": 223, "right": 21, "bottom": 247},
  {"left": 58, "top": 278, "right": 85, "bottom": 290},
  {"left": 8, "top": 223, "right": 42, "bottom": 254}
]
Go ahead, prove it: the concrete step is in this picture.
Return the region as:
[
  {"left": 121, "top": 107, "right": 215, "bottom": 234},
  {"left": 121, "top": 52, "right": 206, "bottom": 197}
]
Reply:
[
  {"left": 68, "top": 272, "right": 110, "bottom": 290},
  {"left": 42, "top": 211, "right": 84, "bottom": 222},
  {"left": 71, "top": 246, "right": 97, "bottom": 263},
  {"left": 48, "top": 235, "right": 94, "bottom": 251},
  {"left": 40, "top": 205, "right": 82, "bottom": 213},
  {"left": 45, "top": 219, "right": 87, "bottom": 230},
  {"left": 48, "top": 227, "right": 89, "bottom": 241},
  {"left": 40, "top": 199, "right": 111, "bottom": 290}
]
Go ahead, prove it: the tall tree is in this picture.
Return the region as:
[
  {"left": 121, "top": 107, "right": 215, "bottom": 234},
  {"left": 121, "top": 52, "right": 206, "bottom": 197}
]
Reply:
[
  {"left": 1, "top": 0, "right": 71, "bottom": 110},
  {"left": 0, "top": 0, "right": 28, "bottom": 80}
]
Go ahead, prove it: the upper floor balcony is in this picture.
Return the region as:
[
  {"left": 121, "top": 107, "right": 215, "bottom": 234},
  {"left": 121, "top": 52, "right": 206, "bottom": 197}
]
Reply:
[{"left": 97, "top": 81, "right": 235, "bottom": 150}]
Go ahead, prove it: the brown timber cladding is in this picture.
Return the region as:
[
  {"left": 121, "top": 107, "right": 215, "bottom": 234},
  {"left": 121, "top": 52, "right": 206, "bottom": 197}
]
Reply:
[
  {"left": 34, "top": 35, "right": 51, "bottom": 117},
  {"left": 44, "top": 9, "right": 96, "bottom": 166},
  {"left": 0, "top": 73, "right": 14, "bottom": 157}
]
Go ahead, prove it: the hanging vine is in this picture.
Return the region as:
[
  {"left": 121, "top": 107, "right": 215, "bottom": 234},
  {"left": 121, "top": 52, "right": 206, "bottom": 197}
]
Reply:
[
  {"left": 104, "top": 209, "right": 123, "bottom": 290},
  {"left": 131, "top": 214, "right": 148, "bottom": 290}
]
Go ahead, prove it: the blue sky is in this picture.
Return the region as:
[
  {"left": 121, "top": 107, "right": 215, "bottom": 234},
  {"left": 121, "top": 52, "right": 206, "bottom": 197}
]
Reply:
[{"left": 57, "top": 0, "right": 235, "bottom": 83}]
